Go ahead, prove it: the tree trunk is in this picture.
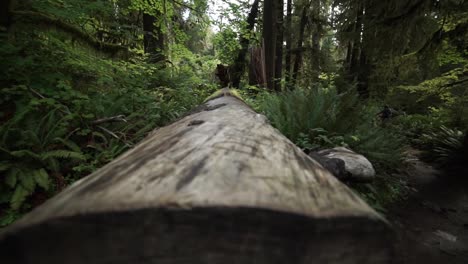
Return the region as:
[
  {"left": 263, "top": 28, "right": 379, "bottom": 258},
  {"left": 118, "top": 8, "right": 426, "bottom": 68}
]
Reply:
[
  {"left": 463, "top": 130, "right": 468, "bottom": 163},
  {"left": 263, "top": 0, "right": 277, "bottom": 91},
  {"left": 291, "top": 2, "right": 310, "bottom": 88},
  {"left": 231, "top": 0, "right": 260, "bottom": 88},
  {"left": 284, "top": 0, "right": 292, "bottom": 89},
  {"left": 349, "top": 4, "right": 364, "bottom": 81},
  {"left": 0, "top": 0, "right": 13, "bottom": 29},
  {"left": 357, "top": 45, "right": 369, "bottom": 97},
  {"left": 344, "top": 41, "right": 352, "bottom": 69},
  {"left": 311, "top": 0, "right": 321, "bottom": 82},
  {"left": 248, "top": 45, "right": 265, "bottom": 86},
  {"left": 143, "top": 12, "right": 165, "bottom": 63},
  {"left": 274, "top": 0, "right": 284, "bottom": 91},
  {"left": 0, "top": 89, "right": 394, "bottom": 264},
  {"left": 356, "top": 3, "right": 369, "bottom": 98}
]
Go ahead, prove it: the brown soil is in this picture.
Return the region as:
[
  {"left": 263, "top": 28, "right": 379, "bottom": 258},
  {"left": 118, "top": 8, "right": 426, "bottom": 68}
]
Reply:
[{"left": 388, "top": 149, "right": 468, "bottom": 263}]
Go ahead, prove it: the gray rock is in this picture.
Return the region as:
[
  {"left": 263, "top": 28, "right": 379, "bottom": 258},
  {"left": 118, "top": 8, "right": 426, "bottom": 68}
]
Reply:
[
  {"left": 313, "top": 147, "right": 375, "bottom": 182},
  {"left": 309, "top": 152, "right": 348, "bottom": 180}
]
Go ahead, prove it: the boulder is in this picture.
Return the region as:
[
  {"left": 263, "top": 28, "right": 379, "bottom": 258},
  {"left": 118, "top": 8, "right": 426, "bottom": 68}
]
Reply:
[
  {"left": 308, "top": 152, "right": 348, "bottom": 180},
  {"left": 311, "top": 147, "right": 375, "bottom": 182}
]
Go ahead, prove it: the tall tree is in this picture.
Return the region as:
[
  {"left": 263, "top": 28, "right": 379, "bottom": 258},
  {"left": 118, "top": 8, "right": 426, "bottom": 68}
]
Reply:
[
  {"left": 310, "top": 0, "right": 321, "bottom": 82},
  {"left": 263, "top": 0, "right": 277, "bottom": 91},
  {"left": 274, "top": 0, "right": 284, "bottom": 91},
  {"left": 291, "top": 1, "right": 311, "bottom": 88},
  {"left": 348, "top": 3, "right": 363, "bottom": 82},
  {"left": 0, "top": 0, "right": 13, "bottom": 30},
  {"left": 143, "top": 8, "right": 165, "bottom": 63},
  {"left": 231, "top": 0, "right": 260, "bottom": 88},
  {"left": 284, "top": 0, "right": 293, "bottom": 88}
]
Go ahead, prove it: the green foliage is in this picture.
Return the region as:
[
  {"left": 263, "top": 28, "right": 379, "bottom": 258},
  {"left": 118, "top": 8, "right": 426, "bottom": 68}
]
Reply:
[
  {"left": 352, "top": 174, "right": 410, "bottom": 214},
  {"left": 236, "top": 85, "right": 269, "bottom": 111},
  {"left": 213, "top": 28, "right": 242, "bottom": 64},
  {"left": 260, "top": 88, "right": 357, "bottom": 144},
  {"left": 0, "top": 0, "right": 218, "bottom": 226},
  {"left": 258, "top": 86, "right": 404, "bottom": 168},
  {"left": 417, "top": 126, "right": 465, "bottom": 165},
  {"left": 211, "top": 0, "right": 260, "bottom": 65},
  {"left": 392, "top": 114, "right": 445, "bottom": 146}
]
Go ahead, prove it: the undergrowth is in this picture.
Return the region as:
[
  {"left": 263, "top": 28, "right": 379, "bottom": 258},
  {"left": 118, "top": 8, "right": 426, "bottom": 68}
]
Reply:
[
  {"left": 0, "top": 29, "right": 217, "bottom": 226},
  {"left": 259, "top": 87, "right": 404, "bottom": 168}
]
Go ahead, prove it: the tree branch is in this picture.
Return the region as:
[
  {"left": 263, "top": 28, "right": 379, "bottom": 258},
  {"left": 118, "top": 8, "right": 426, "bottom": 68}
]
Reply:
[{"left": 97, "top": 125, "right": 133, "bottom": 147}]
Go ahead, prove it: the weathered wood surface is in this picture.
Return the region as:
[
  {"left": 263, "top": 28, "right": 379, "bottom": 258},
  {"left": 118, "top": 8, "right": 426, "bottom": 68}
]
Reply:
[{"left": 0, "top": 89, "right": 395, "bottom": 264}]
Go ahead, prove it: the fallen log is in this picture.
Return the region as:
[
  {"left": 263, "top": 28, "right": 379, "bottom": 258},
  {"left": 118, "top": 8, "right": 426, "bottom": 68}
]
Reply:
[{"left": 0, "top": 89, "right": 395, "bottom": 264}]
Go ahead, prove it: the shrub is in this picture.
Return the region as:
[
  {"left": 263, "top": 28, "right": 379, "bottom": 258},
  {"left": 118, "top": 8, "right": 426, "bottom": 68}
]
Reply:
[{"left": 392, "top": 114, "right": 445, "bottom": 146}]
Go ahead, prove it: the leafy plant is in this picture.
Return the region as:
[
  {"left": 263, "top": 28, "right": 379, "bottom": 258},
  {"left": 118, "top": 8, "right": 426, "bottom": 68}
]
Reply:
[
  {"left": 259, "top": 87, "right": 360, "bottom": 143},
  {"left": 417, "top": 126, "right": 465, "bottom": 165}
]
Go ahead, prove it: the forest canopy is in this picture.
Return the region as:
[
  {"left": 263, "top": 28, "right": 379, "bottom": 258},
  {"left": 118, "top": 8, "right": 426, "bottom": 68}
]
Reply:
[{"left": 0, "top": 0, "right": 467, "bottom": 226}]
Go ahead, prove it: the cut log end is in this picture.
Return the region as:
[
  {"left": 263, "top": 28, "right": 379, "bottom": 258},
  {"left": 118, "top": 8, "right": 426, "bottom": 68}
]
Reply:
[{"left": 0, "top": 207, "right": 394, "bottom": 264}]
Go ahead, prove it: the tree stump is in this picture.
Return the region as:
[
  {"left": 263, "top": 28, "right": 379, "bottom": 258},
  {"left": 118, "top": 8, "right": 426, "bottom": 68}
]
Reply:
[{"left": 0, "top": 89, "right": 395, "bottom": 264}]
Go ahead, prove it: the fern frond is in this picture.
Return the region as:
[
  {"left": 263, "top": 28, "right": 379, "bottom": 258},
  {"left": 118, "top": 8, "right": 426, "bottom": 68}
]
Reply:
[
  {"left": 5, "top": 168, "right": 20, "bottom": 188},
  {"left": 54, "top": 137, "right": 81, "bottom": 152},
  {"left": 46, "top": 156, "right": 60, "bottom": 172},
  {"left": 22, "top": 130, "right": 42, "bottom": 147},
  {"left": 34, "top": 168, "right": 50, "bottom": 190},
  {"left": 19, "top": 170, "right": 36, "bottom": 191},
  {"left": 91, "top": 131, "right": 108, "bottom": 144},
  {"left": 10, "top": 150, "right": 42, "bottom": 160},
  {"left": 0, "top": 162, "right": 12, "bottom": 172},
  {"left": 41, "top": 150, "right": 86, "bottom": 160},
  {"left": 41, "top": 110, "right": 70, "bottom": 147},
  {"left": 0, "top": 104, "right": 33, "bottom": 143},
  {"left": 10, "top": 185, "right": 31, "bottom": 210}
]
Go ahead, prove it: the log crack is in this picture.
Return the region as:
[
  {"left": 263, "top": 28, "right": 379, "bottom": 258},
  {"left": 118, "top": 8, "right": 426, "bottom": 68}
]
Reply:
[{"left": 176, "top": 157, "right": 209, "bottom": 190}]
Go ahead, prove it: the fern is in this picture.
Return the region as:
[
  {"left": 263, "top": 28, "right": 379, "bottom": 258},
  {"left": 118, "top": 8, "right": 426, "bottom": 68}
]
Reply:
[
  {"left": 259, "top": 87, "right": 404, "bottom": 168},
  {"left": 9, "top": 150, "right": 42, "bottom": 160},
  {"left": 34, "top": 168, "right": 50, "bottom": 190},
  {"left": 0, "top": 162, "right": 12, "bottom": 172},
  {"left": 419, "top": 125, "right": 464, "bottom": 164},
  {"left": 10, "top": 185, "right": 30, "bottom": 210},
  {"left": 19, "top": 169, "right": 36, "bottom": 192},
  {"left": 41, "top": 150, "right": 86, "bottom": 160},
  {"left": 5, "top": 168, "right": 19, "bottom": 188},
  {"left": 54, "top": 138, "right": 81, "bottom": 152}
]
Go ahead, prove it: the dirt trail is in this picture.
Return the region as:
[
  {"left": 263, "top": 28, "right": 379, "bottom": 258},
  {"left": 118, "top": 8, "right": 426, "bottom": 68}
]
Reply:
[{"left": 389, "top": 150, "right": 468, "bottom": 263}]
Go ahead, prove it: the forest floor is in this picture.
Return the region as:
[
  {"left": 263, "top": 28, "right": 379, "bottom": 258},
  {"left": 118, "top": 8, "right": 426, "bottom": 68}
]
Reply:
[{"left": 388, "top": 149, "right": 468, "bottom": 263}]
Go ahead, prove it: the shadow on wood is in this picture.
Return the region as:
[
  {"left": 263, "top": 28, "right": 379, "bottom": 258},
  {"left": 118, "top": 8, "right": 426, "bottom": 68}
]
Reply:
[{"left": 0, "top": 89, "right": 396, "bottom": 264}]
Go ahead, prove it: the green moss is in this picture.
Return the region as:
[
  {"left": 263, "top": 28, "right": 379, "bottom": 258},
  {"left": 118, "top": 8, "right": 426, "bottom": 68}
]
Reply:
[{"left": 203, "top": 88, "right": 244, "bottom": 103}]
